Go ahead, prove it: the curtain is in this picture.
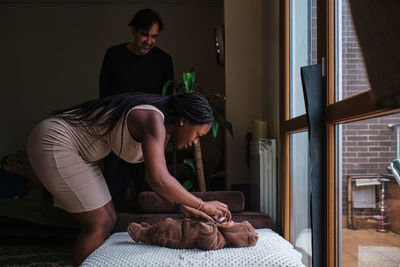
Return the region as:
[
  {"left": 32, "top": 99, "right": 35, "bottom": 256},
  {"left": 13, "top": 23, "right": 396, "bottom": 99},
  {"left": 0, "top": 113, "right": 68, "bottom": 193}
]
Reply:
[
  {"left": 350, "top": 0, "right": 400, "bottom": 108},
  {"left": 301, "top": 64, "right": 326, "bottom": 267}
]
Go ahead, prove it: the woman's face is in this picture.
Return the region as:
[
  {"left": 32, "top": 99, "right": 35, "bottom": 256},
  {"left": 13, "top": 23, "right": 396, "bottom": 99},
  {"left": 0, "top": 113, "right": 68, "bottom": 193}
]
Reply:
[{"left": 175, "top": 118, "right": 211, "bottom": 149}]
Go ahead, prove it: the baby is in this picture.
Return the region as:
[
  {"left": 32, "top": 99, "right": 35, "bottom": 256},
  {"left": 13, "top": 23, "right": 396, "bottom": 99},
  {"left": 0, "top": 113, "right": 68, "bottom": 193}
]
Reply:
[{"left": 127, "top": 217, "right": 258, "bottom": 250}]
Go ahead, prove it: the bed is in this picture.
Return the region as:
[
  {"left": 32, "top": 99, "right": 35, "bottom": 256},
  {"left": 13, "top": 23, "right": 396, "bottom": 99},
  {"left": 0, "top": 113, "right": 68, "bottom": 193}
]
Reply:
[
  {"left": 82, "top": 229, "right": 305, "bottom": 267},
  {"left": 82, "top": 191, "right": 305, "bottom": 266}
]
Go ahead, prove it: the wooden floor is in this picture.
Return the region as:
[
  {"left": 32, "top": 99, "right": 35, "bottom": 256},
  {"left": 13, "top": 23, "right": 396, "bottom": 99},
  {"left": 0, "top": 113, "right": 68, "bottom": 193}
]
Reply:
[{"left": 342, "top": 228, "right": 400, "bottom": 266}]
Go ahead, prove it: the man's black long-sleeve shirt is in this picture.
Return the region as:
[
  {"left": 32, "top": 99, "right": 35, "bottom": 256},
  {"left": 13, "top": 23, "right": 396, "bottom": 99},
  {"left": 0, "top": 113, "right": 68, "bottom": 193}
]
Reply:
[{"left": 99, "top": 43, "right": 174, "bottom": 97}]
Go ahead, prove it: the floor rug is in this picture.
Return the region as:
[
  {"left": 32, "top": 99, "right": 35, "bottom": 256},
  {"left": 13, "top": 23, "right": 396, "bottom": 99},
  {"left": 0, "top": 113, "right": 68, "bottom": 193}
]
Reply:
[
  {"left": 358, "top": 245, "right": 400, "bottom": 267},
  {"left": 0, "top": 242, "right": 73, "bottom": 266}
]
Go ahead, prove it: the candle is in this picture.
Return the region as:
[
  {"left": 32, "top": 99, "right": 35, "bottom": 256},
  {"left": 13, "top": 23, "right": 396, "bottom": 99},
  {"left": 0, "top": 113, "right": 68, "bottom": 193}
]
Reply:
[{"left": 252, "top": 119, "right": 268, "bottom": 140}]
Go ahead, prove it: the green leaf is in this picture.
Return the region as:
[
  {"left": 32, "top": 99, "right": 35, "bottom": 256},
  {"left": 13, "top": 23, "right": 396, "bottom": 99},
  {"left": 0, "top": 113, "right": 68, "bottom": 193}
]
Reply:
[
  {"left": 213, "top": 110, "right": 233, "bottom": 137},
  {"left": 221, "top": 118, "right": 233, "bottom": 137},
  {"left": 211, "top": 120, "right": 219, "bottom": 138},
  {"left": 183, "top": 72, "right": 195, "bottom": 92},
  {"left": 161, "top": 80, "right": 174, "bottom": 96},
  {"left": 184, "top": 159, "right": 196, "bottom": 174},
  {"left": 182, "top": 180, "right": 193, "bottom": 191}
]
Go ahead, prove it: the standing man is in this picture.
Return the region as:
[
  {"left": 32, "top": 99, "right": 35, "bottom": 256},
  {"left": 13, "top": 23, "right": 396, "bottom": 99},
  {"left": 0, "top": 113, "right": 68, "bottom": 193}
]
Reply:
[{"left": 99, "top": 8, "right": 174, "bottom": 212}]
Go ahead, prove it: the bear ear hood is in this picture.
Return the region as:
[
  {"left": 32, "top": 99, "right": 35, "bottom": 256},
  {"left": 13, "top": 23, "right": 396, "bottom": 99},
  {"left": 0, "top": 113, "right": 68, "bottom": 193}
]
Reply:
[
  {"left": 198, "top": 221, "right": 214, "bottom": 233},
  {"left": 218, "top": 221, "right": 258, "bottom": 247},
  {"left": 196, "top": 221, "right": 226, "bottom": 250}
]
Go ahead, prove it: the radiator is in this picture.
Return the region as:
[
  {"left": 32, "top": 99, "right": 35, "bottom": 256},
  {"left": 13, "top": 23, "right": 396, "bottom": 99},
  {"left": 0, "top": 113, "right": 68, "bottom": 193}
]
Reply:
[{"left": 249, "top": 139, "right": 277, "bottom": 228}]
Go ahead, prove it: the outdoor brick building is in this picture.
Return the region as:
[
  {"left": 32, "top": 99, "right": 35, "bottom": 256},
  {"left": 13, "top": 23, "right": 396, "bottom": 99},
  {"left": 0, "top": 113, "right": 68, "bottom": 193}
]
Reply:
[{"left": 341, "top": 0, "right": 400, "bottom": 215}]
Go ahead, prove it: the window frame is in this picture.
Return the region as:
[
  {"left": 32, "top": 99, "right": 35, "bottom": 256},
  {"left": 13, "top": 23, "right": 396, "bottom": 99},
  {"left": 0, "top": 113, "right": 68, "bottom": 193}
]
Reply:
[{"left": 280, "top": 0, "right": 400, "bottom": 266}]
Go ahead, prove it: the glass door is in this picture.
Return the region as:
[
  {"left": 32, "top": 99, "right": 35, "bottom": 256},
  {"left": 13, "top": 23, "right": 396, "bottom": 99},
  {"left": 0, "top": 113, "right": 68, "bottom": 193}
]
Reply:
[
  {"left": 286, "top": 0, "right": 318, "bottom": 266},
  {"left": 335, "top": 0, "right": 400, "bottom": 265},
  {"left": 283, "top": 0, "right": 400, "bottom": 266}
]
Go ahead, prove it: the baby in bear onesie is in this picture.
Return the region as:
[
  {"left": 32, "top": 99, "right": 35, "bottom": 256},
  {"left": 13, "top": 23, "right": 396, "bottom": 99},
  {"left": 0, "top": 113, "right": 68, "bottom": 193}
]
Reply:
[{"left": 127, "top": 216, "right": 258, "bottom": 250}]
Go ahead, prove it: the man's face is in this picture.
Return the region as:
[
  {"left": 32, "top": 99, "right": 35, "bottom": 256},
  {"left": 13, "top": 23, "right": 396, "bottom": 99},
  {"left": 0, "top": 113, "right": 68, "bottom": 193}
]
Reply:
[{"left": 131, "top": 23, "right": 159, "bottom": 55}]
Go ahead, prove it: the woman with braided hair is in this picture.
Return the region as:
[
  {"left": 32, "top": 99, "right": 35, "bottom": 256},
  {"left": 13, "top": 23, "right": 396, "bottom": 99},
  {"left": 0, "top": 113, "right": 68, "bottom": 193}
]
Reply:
[{"left": 27, "top": 92, "right": 230, "bottom": 266}]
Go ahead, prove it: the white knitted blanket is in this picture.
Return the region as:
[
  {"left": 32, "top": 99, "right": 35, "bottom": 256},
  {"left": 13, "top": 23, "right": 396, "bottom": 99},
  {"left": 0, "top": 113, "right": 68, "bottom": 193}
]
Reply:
[{"left": 82, "top": 229, "right": 305, "bottom": 267}]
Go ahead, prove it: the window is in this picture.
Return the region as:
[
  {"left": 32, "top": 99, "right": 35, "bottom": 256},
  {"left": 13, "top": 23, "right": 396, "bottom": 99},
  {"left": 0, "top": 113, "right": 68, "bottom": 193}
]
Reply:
[
  {"left": 336, "top": 0, "right": 370, "bottom": 101},
  {"left": 337, "top": 113, "right": 400, "bottom": 266},
  {"left": 282, "top": 0, "right": 400, "bottom": 266},
  {"left": 335, "top": 0, "right": 400, "bottom": 265},
  {"left": 290, "top": 131, "right": 311, "bottom": 266},
  {"left": 289, "top": 0, "right": 317, "bottom": 118},
  {"left": 284, "top": 0, "right": 317, "bottom": 265}
]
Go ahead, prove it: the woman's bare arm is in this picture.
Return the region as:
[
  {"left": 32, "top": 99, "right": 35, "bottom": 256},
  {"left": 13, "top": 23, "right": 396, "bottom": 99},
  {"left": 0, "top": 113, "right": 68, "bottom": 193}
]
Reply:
[{"left": 127, "top": 109, "right": 228, "bottom": 217}]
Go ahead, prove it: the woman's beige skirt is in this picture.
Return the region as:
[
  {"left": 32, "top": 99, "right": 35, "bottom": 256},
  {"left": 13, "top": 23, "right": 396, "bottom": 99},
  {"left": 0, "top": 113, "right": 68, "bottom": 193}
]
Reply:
[{"left": 27, "top": 118, "right": 111, "bottom": 213}]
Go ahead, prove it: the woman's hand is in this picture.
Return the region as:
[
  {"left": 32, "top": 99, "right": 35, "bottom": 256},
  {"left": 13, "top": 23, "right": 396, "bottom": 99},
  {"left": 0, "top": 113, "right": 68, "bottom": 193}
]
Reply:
[
  {"left": 180, "top": 205, "right": 214, "bottom": 222},
  {"left": 201, "top": 200, "right": 230, "bottom": 218}
]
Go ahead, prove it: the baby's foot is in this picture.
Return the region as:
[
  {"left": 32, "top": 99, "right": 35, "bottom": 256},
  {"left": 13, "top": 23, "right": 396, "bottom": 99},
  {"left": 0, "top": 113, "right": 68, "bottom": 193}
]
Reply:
[{"left": 127, "top": 222, "right": 142, "bottom": 241}]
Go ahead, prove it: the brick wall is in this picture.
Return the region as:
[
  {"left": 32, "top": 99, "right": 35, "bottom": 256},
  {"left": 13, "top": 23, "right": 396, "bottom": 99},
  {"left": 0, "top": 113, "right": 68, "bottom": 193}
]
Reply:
[{"left": 341, "top": 0, "right": 400, "bottom": 215}]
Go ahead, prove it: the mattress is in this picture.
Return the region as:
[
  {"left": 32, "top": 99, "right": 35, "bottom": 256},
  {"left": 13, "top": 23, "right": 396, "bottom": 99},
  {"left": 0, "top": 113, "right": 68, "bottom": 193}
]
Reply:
[{"left": 82, "top": 229, "right": 305, "bottom": 266}]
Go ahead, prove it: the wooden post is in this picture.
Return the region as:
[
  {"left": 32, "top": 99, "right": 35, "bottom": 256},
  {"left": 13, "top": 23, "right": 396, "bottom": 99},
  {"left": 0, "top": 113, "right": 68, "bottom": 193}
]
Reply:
[
  {"left": 347, "top": 176, "right": 353, "bottom": 229},
  {"left": 193, "top": 140, "right": 206, "bottom": 192}
]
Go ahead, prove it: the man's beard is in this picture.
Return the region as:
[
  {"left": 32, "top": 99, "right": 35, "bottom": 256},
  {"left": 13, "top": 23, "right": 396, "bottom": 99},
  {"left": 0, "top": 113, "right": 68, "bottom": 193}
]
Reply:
[{"left": 140, "top": 43, "right": 153, "bottom": 54}]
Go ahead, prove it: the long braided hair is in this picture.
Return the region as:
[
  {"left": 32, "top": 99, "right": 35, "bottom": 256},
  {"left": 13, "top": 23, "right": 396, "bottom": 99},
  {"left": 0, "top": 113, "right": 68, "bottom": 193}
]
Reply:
[{"left": 52, "top": 92, "right": 213, "bottom": 175}]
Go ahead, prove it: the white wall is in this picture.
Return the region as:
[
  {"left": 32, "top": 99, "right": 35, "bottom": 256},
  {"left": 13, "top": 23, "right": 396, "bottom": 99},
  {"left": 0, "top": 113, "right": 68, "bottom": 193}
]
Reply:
[
  {"left": 224, "top": 0, "right": 280, "bottom": 188},
  {"left": 0, "top": 0, "right": 224, "bottom": 179}
]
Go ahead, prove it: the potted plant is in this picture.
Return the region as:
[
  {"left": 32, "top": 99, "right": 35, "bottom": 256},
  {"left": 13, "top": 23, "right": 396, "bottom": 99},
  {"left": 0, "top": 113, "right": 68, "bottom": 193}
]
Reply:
[{"left": 162, "top": 68, "right": 233, "bottom": 191}]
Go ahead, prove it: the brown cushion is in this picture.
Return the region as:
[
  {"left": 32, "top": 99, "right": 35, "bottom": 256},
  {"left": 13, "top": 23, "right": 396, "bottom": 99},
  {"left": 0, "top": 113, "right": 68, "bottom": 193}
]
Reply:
[{"left": 138, "top": 191, "right": 245, "bottom": 213}]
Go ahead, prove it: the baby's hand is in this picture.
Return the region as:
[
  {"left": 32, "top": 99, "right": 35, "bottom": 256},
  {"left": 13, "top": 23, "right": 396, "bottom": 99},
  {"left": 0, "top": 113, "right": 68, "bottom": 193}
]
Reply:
[
  {"left": 213, "top": 214, "right": 226, "bottom": 223},
  {"left": 220, "top": 221, "right": 235, "bottom": 227}
]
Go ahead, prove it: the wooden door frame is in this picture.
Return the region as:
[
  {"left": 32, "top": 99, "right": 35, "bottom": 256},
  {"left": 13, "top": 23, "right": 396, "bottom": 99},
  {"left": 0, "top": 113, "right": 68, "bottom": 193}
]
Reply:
[{"left": 280, "top": 0, "right": 400, "bottom": 266}]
